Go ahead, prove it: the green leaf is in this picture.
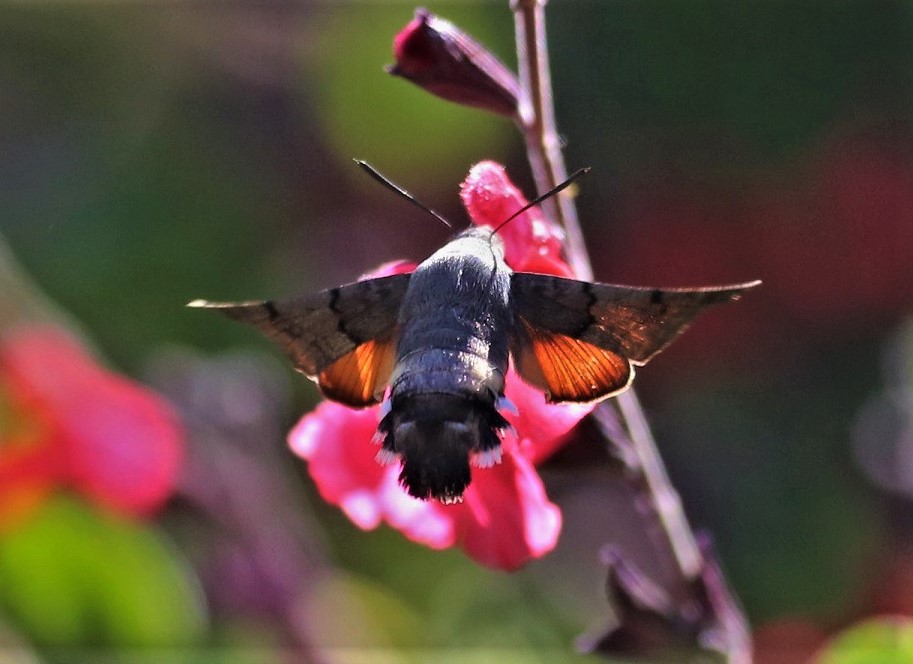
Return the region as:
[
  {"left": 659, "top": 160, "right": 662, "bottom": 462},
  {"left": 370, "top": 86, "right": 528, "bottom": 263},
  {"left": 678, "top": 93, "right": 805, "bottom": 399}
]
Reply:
[
  {"left": 816, "top": 617, "right": 913, "bottom": 664},
  {"left": 0, "top": 496, "right": 205, "bottom": 649}
]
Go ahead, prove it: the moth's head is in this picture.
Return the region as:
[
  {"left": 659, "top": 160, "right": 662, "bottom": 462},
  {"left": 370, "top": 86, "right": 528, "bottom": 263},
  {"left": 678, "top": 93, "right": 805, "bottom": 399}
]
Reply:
[{"left": 395, "top": 420, "right": 473, "bottom": 504}]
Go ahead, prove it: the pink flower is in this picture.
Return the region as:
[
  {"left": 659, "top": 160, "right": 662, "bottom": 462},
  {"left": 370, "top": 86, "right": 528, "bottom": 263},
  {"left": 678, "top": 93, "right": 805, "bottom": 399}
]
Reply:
[
  {"left": 460, "top": 160, "right": 575, "bottom": 278},
  {"left": 0, "top": 325, "right": 183, "bottom": 526},
  {"left": 288, "top": 163, "right": 592, "bottom": 570},
  {"left": 289, "top": 395, "right": 572, "bottom": 570}
]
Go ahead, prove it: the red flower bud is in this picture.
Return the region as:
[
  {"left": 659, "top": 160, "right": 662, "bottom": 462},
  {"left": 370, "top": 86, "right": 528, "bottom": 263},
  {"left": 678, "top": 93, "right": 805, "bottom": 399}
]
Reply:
[{"left": 388, "top": 9, "right": 519, "bottom": 117}]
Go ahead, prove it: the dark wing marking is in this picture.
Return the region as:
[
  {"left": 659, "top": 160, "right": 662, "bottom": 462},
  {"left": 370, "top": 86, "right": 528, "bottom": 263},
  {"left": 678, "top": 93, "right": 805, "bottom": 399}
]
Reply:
[
  {"left": 510, "top": 273, "right": 759, "bottom": 402},
  {"left": 188, "top": 272, "right": 411, "bottom": 406}
]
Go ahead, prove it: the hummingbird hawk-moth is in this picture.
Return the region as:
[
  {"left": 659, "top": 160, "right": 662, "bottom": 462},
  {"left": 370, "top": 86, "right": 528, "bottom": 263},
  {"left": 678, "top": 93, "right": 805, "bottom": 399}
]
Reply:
[{"left": 190, "top": 222, "right": 758, "bottom": 504}]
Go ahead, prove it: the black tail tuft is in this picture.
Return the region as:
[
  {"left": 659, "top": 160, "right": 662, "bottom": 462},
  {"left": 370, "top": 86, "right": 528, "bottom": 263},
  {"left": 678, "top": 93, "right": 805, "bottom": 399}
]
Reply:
[{"left": 399, "top": 445, "right": 471, "bottom": 503}]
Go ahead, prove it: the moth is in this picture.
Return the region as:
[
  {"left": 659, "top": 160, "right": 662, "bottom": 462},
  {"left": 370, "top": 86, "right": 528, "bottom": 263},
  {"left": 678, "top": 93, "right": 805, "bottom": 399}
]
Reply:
[
  {"left": 190, "top": 173, "right": 759, "bottom": 504},
  {"left": 188, "top": 227, "right": 760, "bottom": 503}
]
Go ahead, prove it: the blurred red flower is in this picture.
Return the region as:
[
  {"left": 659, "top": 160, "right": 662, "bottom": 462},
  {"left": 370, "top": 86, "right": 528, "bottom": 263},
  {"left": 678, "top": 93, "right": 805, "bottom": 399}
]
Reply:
[
  {"left": 612, "top": 132, "right": 913, "bottom": 364},
  {"left": 288, "top": 163, "right": 591, "bottom": 570},
  {"left": 0, "top": 325, "right": 183, "bottom": 526},
  {"left": 756, "top": 135, "right": 913, "bottom": 328}
]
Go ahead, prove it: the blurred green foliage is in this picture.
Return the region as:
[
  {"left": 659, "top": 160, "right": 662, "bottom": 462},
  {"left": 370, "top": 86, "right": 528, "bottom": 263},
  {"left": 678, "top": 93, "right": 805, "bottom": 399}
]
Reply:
[
  {"left": 0, "top": 497, "right": 204, "bottom": 649},
  {"left": 816, "top": 617, "right": 913, "bottom": 664},
  {"left": 306, "top": 5, "right": 515, "bottom": 183},
  {"left": 549, "top": 1, "right": 913, "bottom": 179}
]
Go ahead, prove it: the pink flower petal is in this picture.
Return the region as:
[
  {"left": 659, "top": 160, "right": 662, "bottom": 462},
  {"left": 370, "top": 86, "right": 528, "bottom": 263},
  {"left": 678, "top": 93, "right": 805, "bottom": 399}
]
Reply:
[
  {"left": 289, "top": 401, "right": 458, "bottom": 548},
  {"left": 380, "top": 471, "right": 455, "bottom": 548},
  {"left": 450, "top": 452, "right": 562, "bottom": 570},
  {"left": 503, "top": 366, "right": 592, "bottom": 465},
  {"left": 288, "top": 401, "right": 386, "bottom": 506},
  {"left": 288, "top": 389, "right": 565, "bottom": 568},
  {"left": 290, "top": 384, "right": 566, "bottom": 568},
  {"left": 339, "top": 488, "right": 382, "bottom": 530},
  {"left": 359, "top": 259, "right": 416, "bottom": 280}
]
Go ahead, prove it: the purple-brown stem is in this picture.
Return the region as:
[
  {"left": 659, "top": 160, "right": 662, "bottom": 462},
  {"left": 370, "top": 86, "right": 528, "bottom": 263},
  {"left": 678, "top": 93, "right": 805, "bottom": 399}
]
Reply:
[
  {"left": 511, "top": 0, "right": 591, "bottom": 282},
  {"left": 510, "top": 0, "right": 751, "bottom": 660}
]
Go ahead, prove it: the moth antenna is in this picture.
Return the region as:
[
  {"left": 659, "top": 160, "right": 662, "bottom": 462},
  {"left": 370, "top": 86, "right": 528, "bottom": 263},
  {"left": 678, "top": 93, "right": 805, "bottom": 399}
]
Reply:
[
  {"left": 489, "top": 167, "right": 590, "bottom": 237},
  {"left": 354, "top": 159, "right": 452, "bottom": 229}
]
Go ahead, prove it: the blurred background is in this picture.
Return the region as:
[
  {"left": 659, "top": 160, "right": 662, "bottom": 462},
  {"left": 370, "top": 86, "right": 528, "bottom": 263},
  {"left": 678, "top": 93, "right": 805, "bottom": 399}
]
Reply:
[{"left": 1, "top": 1, "right": 912, "bottom": 662}]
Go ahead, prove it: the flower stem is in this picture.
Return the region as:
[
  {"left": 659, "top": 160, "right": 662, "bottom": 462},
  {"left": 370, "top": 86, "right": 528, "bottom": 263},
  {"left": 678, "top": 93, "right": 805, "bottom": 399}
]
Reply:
[
  {"left": 511, "top": 0, "right": 592, "bottom": 281},
  {"left": 510, "top": 1, "right": 750, "bottom": 659},
  {"left": 614, "top": 388, "right": 701, "bottom": 578}
]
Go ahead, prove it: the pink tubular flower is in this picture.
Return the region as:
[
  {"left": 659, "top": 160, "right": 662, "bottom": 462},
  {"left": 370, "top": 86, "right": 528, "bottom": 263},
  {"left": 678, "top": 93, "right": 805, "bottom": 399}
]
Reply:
[
  {"left": 288, "top": 163, "right": 593, "bottom": 570},
  {"left": 0, "top": 325, "right": 183, "bottom": 526},
  {"left": 290, "top": 400, "right": 564, "bottom": 570},
  {"left": 460, "top": 161, "right": 576, "bottom": 278}
]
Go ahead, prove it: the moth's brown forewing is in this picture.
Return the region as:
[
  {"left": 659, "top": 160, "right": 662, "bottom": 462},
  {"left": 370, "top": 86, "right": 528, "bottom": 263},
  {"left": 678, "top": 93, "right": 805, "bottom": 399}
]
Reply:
[{"left": 188, "top": 272, "right": 411, "bottom": 407}]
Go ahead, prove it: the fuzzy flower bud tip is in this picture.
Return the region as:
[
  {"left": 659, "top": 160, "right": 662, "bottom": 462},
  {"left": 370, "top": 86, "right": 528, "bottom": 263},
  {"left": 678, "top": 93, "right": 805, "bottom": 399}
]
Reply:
[{"left": 388, "top": 9, "right": 519, "bottom": 117}]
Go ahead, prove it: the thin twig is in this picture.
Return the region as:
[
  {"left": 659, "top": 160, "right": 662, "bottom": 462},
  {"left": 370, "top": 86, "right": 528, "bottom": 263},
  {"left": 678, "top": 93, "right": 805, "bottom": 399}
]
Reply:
[
  {"left": 511, "top": 0, "right": 700, "bottom": 582},
  {"left": 511, "top": 0, "right": 592, "bottom": 281},
  {"left": 510, "top": 0, "right": 750, "bottom": 659},
  {"left": 616, "top": 389, "right": 702, "bottom": 579}
]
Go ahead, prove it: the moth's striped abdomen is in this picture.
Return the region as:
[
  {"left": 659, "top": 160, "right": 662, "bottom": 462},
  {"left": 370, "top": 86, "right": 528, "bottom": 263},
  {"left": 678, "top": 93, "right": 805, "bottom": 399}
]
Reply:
[{"left": 376, "top": 230, "right": 514, "bottom": 502}]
